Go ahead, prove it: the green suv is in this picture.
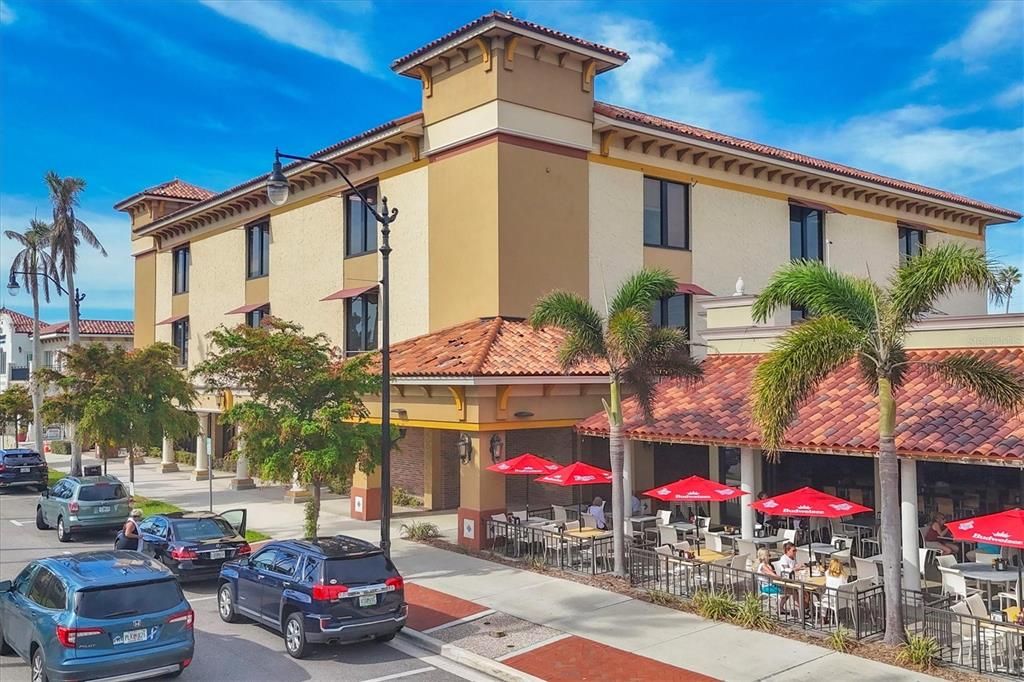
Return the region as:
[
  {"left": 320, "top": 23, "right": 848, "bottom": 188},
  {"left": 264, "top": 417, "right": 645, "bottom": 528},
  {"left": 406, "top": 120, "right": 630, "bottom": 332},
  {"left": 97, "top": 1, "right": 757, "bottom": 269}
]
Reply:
[{"left": 36, "top": 476, "right": 131, "bottom": 542}]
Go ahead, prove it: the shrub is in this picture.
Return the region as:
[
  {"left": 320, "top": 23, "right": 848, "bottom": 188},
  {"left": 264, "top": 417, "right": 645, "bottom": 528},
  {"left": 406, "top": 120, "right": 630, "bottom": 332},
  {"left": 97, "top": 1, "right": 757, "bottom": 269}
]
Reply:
[
  {"left": 896, "top": 632, "right": 939, "bottom": 670},
  {"left": 173, "top": 450, "right": 196, "bottom": 466},
  {"left": 392, "top": 487, "right": 424, "bottom": 508},
  {"left": 734, "top": 592, "right": 774, "bottom": 631},
  {"left": 693, "top": 589, "right": 739, "bottom": 621},
  {"left": 400, "top": 521, "right": 441, "bottom": 541},
  {"left": 49, "top": 440, "right": 71, "bottom": 455},
  {"left": 647, "top": 590, "right": 681, "bottom": 607},
  {"left": 303, "top": 499, "right": 318, "bottom": 540},
  {"left": 825, "top": 627, "right": 856, "bottom": 653}
]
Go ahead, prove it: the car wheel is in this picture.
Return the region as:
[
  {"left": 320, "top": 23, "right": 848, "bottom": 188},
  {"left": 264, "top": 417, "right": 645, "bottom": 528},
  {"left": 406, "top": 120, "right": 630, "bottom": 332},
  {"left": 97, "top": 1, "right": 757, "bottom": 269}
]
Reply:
[
  {"left": 31, "top": 646, "right": 48, "bottom": 682},
  {"left": 0, "top": 620, "right": 13, "bottom": 655},
  {"left": 374, "top": 631, "right": 397, "bottom": 643},
  {"left": 56, "top": 516, "right": 72, "bottom": 543},
  {"left": 283, "top": 612, "right": 309, "bottom": 659},
  {"left": 218, "top": 584, "right": 241, "bottom": 623},
  {"left": 35, "top": 507, "right": 49, "bottom": 530}
]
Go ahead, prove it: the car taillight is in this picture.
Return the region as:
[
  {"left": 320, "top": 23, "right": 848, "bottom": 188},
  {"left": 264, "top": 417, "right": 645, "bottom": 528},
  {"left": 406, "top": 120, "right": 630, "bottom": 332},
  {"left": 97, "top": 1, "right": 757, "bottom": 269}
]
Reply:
[
  {"left": 0, "top": 463, "right": 6, "bottom": 472},
  {"left": 312, "top": 584, "right": 348, "bottom": 601},
  {"left": 237, "top": 543, "right": 251, "bottom": 556},
  {"left": 68, "top": 502, "right": 80, "bottom": 513},
  {"left": 56, "top": 625, "right": 103, "bottom": 647},
  {"left": 167, "top": 609, "right": 194, "bottom": 630},
  {"left": 170, "top": 547, "right": 198, "bottom": 561},
  {"left": 385, "top": 577, "right": 404, "bottom": 591}
]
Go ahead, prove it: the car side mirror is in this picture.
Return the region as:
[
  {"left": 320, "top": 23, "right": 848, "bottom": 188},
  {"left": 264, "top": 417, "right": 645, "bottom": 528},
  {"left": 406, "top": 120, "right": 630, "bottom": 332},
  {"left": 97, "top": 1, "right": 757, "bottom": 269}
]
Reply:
[
  {"left": 0, "top": 580, "right": 11, "bottom": 593},
  {"left": 41, "top": 488, "right": 50, "bottom": 498}
]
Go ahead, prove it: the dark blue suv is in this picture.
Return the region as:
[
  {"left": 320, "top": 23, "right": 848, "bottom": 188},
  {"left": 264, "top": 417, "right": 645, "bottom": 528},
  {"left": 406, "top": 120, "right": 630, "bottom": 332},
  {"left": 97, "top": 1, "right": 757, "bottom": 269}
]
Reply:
[
  {"left": 0, "top": 551, "right": 194, "bottom": 681},
  {"left": 0, "top": 448, "right": 48, "bottom": 491},
  {"left": 217, "top": 536, "right": 406, "bottom": 658}
]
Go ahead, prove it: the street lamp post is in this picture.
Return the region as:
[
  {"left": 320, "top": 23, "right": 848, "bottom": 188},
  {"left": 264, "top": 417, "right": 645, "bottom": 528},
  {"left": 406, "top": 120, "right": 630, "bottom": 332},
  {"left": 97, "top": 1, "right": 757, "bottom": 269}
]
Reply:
[
  {"left": 266, "top": 150, "right": 398, "bottom": 557},
  {"left": 7, "top": 273, "right": 86, "bottom": 319}
]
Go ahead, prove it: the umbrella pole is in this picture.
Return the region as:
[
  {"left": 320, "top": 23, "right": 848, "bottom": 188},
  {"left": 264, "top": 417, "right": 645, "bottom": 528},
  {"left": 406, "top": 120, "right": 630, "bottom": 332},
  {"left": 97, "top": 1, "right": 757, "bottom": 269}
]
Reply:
[
  {"left": 1018, "top": 549, "right": 1022, "bottom": 614},
  {"left": 525, "top": 478, "right": 530, "bottom": 520}
]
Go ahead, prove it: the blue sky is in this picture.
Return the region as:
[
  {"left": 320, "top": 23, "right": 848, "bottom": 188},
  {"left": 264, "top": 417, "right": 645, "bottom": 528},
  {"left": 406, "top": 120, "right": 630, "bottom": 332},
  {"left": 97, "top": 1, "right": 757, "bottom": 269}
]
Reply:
[{"left": 1, "top": 0, "right": 1021, "bottom": 321}]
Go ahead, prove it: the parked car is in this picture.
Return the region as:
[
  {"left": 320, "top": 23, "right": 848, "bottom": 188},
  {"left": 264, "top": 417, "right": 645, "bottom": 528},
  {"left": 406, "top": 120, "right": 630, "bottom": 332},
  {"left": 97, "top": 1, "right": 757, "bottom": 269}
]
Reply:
[
  {"left": 0, "top": 550, "right": 195, "bottom": 681},
  {"left": 138, "top": 510, "right": 250, "bottom": 582},
  {"left": 36, "top": 476, "right": 131, "bottom": 543},
  {"left": 217, "top": 535, "right": 407, "bottom": 658},
  {"left": 0, "top": 448, "right": 48, "bottom": 492}
]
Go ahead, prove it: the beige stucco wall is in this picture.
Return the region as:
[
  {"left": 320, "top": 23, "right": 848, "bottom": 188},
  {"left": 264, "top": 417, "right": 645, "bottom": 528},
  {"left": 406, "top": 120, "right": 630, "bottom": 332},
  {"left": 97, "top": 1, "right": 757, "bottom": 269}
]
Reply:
[
  {"left": 927, "top": 231, "right": 988, "bottom": 316},
  {"left": 188, "top": 228, "right": 245, "bottom": 370},
  {"left": 588, "top": 161, "right": 644, "bottom": 307},
  {"left": 268, "top": 196, "right": 345, "bottom": 345},
  {"left": 154, "top": 250, "right": 173, "bottom": 344},
  {"left": 826, "top": 213, "right": 899, "bottom": 279},
  {"left": 381, "top": 165, "right": 430, "bottom": 343}
]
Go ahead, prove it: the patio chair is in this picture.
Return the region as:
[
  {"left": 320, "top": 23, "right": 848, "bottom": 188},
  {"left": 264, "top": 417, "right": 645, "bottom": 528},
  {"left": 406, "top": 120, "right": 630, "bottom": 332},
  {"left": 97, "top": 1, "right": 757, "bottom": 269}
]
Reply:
[
  {"left": 830, "top": 535, "right": 853, "bottom": 566},
  {"left": 736, "top": 539, "right": 758, "bottom": 558},
  {"left": 656, "top": 509, "right": 672, "bottom": 526},
  {"left": 964, "top": 593, "right": 990, "bottom": 619},
  {"left": 997, "top": 581, "right": 1019, "bottom": 612},
  {"left": 949, "top": 601, "right": 997, "bottom": 669},
  {"left": 731, "top": 554, "right": 752, "bottom": 571},
  {"left": 936, "top": 554, "right": 957, "bottom": 569},
  {"left": 704, "top": 530, "right": 724, "bottom": 554},
  {"left": 657, "top": 525, "right": 687, "bottom": 554},
  {"left": 938, "top": 566, "right": 980, "bottom": 600},
  {"left": 853, "top": 556, "right": 879, "bottom": 583},
  {"left": 552, "top": 505, "right": 568, "bottom": 523},
  {"left": 581, "top": 512, "right": 598, "bottom": 529},
  {"left": 796, "top": 547, "right": 811, "bottom": 565},
  {"left": 972, "top": 551, "right": 1001, "bottom": 564},
  {"left": 782, "top": 528, "right": 798, "bottom": 544}
]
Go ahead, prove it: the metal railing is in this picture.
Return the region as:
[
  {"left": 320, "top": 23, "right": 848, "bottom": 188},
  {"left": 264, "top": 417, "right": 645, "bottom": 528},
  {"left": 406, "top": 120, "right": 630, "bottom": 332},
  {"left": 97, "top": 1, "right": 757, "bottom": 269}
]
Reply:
[
  {"left": 483, "top": 517, "right": 615, "bottom": 576},
  {"left": 8, "top": 366, "right": 28, "bottom": 381},
  {"left": 915, "top": 605, "right": 1023, "bottom": 677}
]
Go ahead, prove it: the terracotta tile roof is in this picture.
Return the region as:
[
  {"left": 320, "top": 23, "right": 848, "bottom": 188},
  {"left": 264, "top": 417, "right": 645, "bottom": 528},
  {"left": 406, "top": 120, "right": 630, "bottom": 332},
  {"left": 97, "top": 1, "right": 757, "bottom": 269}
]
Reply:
[
  {"left": 114, "top": 179, "right": 214, "bottom": 210},
  {"left": 40, "top": 320, "right": 134, "bottom": 336},
  {"left": 384, "top": 317, "right": 608, "bottom": 377},
  {"left": 595, "top": 101, "right": 1022, "bottom": 221},
  {"left": 391, "top": 11, "right": 629, "bottom": 71},
  {"left": 0, "top": 307, "right": 46, "bottom": 334},
  {"left": 577, "top": 347, "right": 1024, "bottom": 462}
]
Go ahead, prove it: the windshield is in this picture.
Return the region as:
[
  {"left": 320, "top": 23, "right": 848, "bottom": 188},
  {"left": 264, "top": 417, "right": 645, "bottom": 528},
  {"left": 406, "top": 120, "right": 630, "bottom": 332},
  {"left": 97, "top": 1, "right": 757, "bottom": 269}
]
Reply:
[
  {"left": 323, "top": 554, "right": 395, "bottom": 585},
  {"left": 3, "top": 452, "right": 43, "bottom": 464},
  {"left": 76, "top": 579, "right": 183, "bottom": 619},
  {"left": 172, "top": 518, "right": 236, "bottom": 541},
  {"left": 77, "top": 484, "right": 128, "bottom": 502}
]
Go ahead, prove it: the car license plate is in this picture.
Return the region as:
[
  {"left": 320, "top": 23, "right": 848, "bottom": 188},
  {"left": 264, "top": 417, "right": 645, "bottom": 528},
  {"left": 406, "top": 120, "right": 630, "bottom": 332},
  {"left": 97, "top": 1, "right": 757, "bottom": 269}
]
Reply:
[
  {"left": 97, "top": 506, "right": 111, "bottom": 513},
  {"left": 359, "top": 595, "right": 376, "bottom": 607},
  {"left": 20, "top": 467, "right": 30, "bottom": 473},
  {"left": 120, "top": 628, "right": 147, "bottom": 644},
  {"left": 210, "top": 550, "right": 226, "bottom": 559}
]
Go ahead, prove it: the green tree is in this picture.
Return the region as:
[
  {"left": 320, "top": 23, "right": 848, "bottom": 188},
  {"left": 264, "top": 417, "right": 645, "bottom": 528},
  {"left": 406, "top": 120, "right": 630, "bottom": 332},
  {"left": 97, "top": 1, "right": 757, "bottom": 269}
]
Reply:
[
  {"left": 194, "top": 319, "right": 381, "bottom": 536},
  {"left": 39, "top": 343, "right": 196, "bottom": 484},
  {"left": 0, "top": 385, "right": 34, "bottom": 446},
  {"left": 46, "top": 171, "right": 107, "bottom": 477},
  {"left": 750, "top": 243, "right": 1024, "bottom": 645},
  {"left": 990, "top": 265, "right": 1022, "bottom": 314},
  {"left": 531, "top": 268, "right": 703, "bottom": 577},
  {"left": 5, "top": 219, "right": 58, "bottom": 449}
]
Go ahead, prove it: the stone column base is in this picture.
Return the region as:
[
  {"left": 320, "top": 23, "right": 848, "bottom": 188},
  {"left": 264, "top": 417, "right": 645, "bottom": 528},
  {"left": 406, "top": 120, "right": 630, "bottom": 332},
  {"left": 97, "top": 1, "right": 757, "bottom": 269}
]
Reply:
[
  {"left": 350, "top": 486, "right": 381, "bottom": 520},
  {"left": 161, "top": 463, "right": 180, "bottom": 473},
  {"left": 457, "top": 507, "right": 505, "bottom": 551},
  {"left": 229, "top": 477, "right": 255, "bottom": 491},
  {"left": 191, "top": 469, "right": 211, "bottom": 481},
  {"left": 284, "top": 487, "right": 312, "bottom": 503}
]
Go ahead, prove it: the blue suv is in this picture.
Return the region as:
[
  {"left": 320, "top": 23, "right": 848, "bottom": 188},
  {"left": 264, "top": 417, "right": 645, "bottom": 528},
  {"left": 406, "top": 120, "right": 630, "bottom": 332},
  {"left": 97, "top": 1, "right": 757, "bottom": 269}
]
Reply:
[
  {"left": 217, "top": 536, "right": 406, "bottom": 658},
  {"left": 0, "top": 551, "right": 195, "bottom": 681}
]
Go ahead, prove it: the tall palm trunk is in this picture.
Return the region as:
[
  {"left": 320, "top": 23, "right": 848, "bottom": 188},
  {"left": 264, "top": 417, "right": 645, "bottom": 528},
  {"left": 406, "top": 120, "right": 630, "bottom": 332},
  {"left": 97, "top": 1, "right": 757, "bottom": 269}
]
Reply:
[
  {"left": 30, "top": 290, "right": 43, "bottom": 455},
  {"left": 608, "top": 378, "right": 626, "bottom": 577},
  {"left": 877, "top": 377, "right": 904, "bottom": 645},
  {"left": 65, "top": 263, "right": 82, "bottom": 476}
]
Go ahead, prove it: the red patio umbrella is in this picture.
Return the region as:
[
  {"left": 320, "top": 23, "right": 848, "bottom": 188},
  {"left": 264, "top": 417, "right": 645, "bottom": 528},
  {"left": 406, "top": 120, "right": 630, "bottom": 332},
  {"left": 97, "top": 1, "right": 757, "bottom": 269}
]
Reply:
[
  {"left": 643, "top": 476, "right": 743, "bottom": 555},
  {"left": 486, "top": 453, "right": 561, "bottom": 518},
  {"left": 946, "top": 508, "right": 1024, "bottom": 609},
  {"left": 534, "top": 461, "right": 613, "bottom": 523}
]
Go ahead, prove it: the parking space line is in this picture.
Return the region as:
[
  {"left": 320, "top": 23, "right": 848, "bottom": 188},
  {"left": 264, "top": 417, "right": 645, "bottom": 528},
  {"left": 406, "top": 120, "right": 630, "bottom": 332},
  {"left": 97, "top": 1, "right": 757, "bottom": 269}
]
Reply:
[
  {"left": 9, "top": 520, "right": 23, "bottom": 526},
  {"left": 359, "top": 666, "right": 434, "bottom": 682},
  {"left": 189, "top": 595, "right": 217, "bottom": 602}
]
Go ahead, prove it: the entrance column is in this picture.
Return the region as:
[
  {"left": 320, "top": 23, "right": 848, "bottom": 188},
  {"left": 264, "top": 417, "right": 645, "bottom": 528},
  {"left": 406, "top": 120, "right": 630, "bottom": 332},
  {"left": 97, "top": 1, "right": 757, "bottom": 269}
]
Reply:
[
  {"left": 229, "top": 424, "right": 255, "bottom": 491},
  {"left": 457, "top": 431, "right": 505, "bottom": 551},
  {"left": 422, "top": 430, "right": 444, "bottom": 511},
  {"left": 708, "top": 446, "right": 721, "bottom": 524},
  {"left": 161, "top": 435, "right": 178, "bottom": 473},
  {"left": 740, "top": 447, "right": 756, "bottom": 540},
  {"left": 901, "top": 457, "right": 921, "bottom": 591},
  {"left": 351, "top": 466, "right": 382, "bottom": 520},
  {"left": 192, "top": 417, "right": 210, "bottom": 481}
]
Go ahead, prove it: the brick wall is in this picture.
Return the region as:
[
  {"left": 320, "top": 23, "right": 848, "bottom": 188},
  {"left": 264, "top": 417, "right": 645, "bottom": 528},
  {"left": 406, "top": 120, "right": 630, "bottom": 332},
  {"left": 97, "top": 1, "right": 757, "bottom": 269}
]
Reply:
[
  {"left": 504, "top": 428, "right": 580, "bottom": 510},
  {"left": 392, "top": 427, "right": 425, "bottom": 496},
  {"left": 440, "top": 430, "right": 461, "bottom": 509}
]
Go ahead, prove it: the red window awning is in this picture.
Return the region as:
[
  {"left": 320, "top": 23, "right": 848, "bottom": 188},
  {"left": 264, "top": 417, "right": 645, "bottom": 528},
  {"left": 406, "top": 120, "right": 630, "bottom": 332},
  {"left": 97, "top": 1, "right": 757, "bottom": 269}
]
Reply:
[
  {"left": 225, "top": 302, "right": 268, "bottom": 315},
  {"left": 320, "top": 285, "right": 378, "bottom": 301},
  {"left": 677, "top": 283, "right": 714, "bottom": 296},
  {"left": 789, "top": 197, "right": 846, "bottom": 215},
  {"left": 156, "top": 314, "right": 188, "bottom": 325}
]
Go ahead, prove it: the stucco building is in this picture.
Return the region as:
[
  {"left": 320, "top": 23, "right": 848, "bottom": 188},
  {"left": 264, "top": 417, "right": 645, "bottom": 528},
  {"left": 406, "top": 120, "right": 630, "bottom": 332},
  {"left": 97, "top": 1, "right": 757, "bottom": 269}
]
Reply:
[{"left": 117, "top": 13, "right": 1021, "bottom": 550}]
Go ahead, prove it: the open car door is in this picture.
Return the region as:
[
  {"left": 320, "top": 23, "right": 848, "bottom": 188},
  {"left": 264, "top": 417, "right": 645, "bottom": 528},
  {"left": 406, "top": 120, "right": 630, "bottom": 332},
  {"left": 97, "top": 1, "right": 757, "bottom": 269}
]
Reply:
[{"left": 220, "top": 508, "right": 247, "bottom": 537}]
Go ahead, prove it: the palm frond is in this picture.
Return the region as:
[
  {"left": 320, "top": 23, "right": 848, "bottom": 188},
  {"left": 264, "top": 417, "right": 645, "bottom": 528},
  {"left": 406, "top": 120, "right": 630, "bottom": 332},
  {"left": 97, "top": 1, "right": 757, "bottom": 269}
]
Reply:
[
  {"left": 74, "top": 218, "right": 107, "bottom": 256},
  {"left": 607, "top": 307, "right": 651, "bottom": 365},
  {"left": 556, "top": 330, "right": 605, "bottom": 373},
  {"left": 620, "top": 327, "right": 702, "bottom": 423},
  {"left": 752, "top": 315, "right": 865, "bottom": 457},
  {"left": 890, "top": 242, "right": 993, "bottom": 325},
  {"left": 913, "top": 354, "right": 1024, "bottom": 413},
  {"left": 607, "top": 268, "right": 677, "bottom": 319},
  {"left": 530, "top": 290, "right": 605, "bottom": 361},
  {"left": 751, "top": 259, "right": 878, "bottom": 330}
]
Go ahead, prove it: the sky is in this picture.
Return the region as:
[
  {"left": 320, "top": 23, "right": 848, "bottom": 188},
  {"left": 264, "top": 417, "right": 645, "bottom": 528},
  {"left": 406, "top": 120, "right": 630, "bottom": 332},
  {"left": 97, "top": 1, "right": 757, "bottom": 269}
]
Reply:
[{"left": 0, "top": 0, "right": 1021, "bottom": 321}]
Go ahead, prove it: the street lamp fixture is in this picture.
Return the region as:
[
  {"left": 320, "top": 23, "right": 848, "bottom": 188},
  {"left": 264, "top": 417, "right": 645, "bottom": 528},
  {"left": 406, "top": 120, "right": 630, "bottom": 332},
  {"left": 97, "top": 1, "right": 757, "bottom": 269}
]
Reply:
[
  {"left": 7, "top": 273, "right": 86, "bottom": 318},
  {"left": 266, "top": 148, "right": 399, "bottom": 557}
]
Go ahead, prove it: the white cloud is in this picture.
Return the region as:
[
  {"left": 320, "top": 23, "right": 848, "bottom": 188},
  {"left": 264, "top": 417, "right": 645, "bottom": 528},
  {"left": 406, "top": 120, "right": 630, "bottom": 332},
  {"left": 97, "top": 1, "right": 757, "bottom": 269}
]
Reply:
[
  {"left": 994, "top": 82, "right": 1024, "bottom": 108},
  {"left": 934, "top": 1, "right": 1024, "bottom": 69},
  {"left": 200, "top": 0, "right": 374, "bottom": 74},
  {"left": 0, "top": 0, "right": 15, "bottom": 25},
  {"left": 910, "top": 69, "right": 937, "bottom": 91}
]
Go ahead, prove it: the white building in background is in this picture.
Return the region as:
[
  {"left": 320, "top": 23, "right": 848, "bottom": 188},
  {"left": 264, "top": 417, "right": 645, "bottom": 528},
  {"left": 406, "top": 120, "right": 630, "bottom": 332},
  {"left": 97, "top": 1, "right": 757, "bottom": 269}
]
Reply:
[{"left": 0, "top": 307, "right": 41, "bottom": 392}]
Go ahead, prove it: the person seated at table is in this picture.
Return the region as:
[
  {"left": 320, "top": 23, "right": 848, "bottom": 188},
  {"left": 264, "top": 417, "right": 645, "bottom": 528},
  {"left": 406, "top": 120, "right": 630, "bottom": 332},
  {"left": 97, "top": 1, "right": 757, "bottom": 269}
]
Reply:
[
  {"left": 587, "top": 497, "right": 608, "bottom": 530},
  {"left": 925, "top": 512, "right": 958, "bottom": 556},
  {"left": 631, "top": 494, "right": 642, "bottom": 516},
  {"left": 777, "top": 542, "right": 805, "bottom": 577},
  {"left": 756, "top": 549, "right": 783, "bottom": 596},
  {"left": 824, "top": 558, "right": 848, "bottom": 590}
]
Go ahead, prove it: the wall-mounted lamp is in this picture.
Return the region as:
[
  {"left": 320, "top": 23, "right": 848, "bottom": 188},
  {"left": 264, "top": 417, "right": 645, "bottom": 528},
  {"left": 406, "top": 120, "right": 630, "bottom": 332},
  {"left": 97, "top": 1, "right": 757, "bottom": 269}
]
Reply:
[
  {"left": 489, "top": 434, "right": 504, "bottom": 463},
  {"left": 457, "top": 433, "right": 473, "bottom": 465},
  {"left": 513, "top": 410, "right": 534, "bottom": 418},
  {"left": 391, "top": 409, "right": 408, "bottom": 438}
]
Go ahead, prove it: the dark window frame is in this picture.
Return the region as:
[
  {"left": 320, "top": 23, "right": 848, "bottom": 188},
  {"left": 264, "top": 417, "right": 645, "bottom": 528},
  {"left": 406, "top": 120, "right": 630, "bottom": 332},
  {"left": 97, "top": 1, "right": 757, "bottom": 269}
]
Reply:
[
  {"left": 643, "top": 176, "right": 690, "bottom": 250},
  {"left": 245, "top": 305, "right": 270, "bottom": 328},
  {"left": 172, "top": 317, "right": 189, "bottom": 367},
  {"left": 345, "top": 184, "right": 379, "bottom": 258},
  {"left": 246, "top": 221, "right": 270, "bottom": 279},
  {"left": 172, "top": 246, "right": 190, "bottom": 294},
  {"left": 345, "top": 292, "right": 379, "bottom": 355},
  {"left": 789, "top": 205, "right": 825, "bottom": 322},
  {"left": 652, "top": 293, "right": 692, "bottom": 332},
  {"left": 898, "top": 225, "right": 925, "bottom": 263}
]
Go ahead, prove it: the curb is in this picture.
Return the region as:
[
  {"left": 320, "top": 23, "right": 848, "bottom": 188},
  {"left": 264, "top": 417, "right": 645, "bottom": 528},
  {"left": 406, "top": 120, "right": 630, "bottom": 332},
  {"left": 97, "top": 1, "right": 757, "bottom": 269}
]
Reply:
[{"left": 398, "top": 628, "right": 545, "bottom": 682}]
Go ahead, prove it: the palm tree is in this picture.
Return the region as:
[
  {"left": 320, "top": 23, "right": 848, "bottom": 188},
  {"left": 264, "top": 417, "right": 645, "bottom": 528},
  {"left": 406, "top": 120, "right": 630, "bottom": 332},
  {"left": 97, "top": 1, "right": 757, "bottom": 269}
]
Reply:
[
  {"left": 46, "top": 171, "right": 106, "bottom": 476},
  {"left": 531, "top": 268, "right": 703, "bottom": 576},
  {"left": 990, "top": 265, "right": 1022, "bottom": 314},
  {"left": 750, "top": 243, "right": 1024, "bottom": 645},
  {"left": 5, "top": 220, "right": 58, "bottom": 453}
]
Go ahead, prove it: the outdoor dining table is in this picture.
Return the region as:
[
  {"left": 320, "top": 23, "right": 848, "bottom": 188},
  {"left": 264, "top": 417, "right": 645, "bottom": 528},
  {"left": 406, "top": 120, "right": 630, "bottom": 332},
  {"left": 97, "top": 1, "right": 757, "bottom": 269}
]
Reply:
[
  {"left": 565, "top": 528, "right": 614, "bottom": 573},
  {"left": 952, "top": 562, "right": 1020, "bottom": 608},
  {"left": 808, "top": 542, "right": 841, "bottom": 562}
]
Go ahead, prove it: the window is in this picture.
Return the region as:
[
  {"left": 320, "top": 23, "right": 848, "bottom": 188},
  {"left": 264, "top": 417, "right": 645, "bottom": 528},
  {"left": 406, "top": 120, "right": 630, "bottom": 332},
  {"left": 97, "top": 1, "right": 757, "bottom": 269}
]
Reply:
[
  {"left": 43, "top": 351, "right": 54, "bottom": 369},
  {"left": 789, "top": 205, "right": 824, "bottom": 322},
  {"left": 898, "top": 225, "right": 925, "bottom": 263},
  {"left": 246, "top": 305, "right": 270, "bottom": 328},
  {"left": 173, "top": 246, "right": 190, "bottom": 294},
  {"left": 172, "top": 317, "right": 189, "bottom": 366},
  {"left": 27, "top": 567, "right": 66, "bottom": 610},
  {"left": 345, "top": 292, "right": 378, "bottom": 355},
  {"left": 246, "top": 221, "right": 270, "bottom": 278},
  {"left": 300, "top": 557, "right": 321, "bottom": 583},
  {"left": 75, "top": 579, "right": 183, "bottom": 619},
  {"left": 652, "top": 294, "right": 691, "bottom": 331},
  {"left": 272, "top": 551, "right": 299, "bottom": 577},
  {"left": 324, "top": 554, "right": 397, "bottom": 584},
  {"left": 251, "top": 549, "right": 279, "bottom": 572},
  {"left": 345, "top": 185, "right": 378, "bottom": 257},
  {"left": 77, "top": 483, "right": 128, "bottom": 501},
  {"left": 171, "top": 518, "right": 236, "bottom": 542},
  {"left": 643, "top": 177, "right": 689, "bottom": 249}
]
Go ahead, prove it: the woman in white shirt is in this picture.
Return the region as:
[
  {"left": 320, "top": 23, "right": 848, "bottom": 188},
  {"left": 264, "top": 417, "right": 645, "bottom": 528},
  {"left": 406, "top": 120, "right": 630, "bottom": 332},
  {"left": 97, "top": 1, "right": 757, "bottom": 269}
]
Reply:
[{"left": 587, "top": 497, "right": 608, "bottom": 530}]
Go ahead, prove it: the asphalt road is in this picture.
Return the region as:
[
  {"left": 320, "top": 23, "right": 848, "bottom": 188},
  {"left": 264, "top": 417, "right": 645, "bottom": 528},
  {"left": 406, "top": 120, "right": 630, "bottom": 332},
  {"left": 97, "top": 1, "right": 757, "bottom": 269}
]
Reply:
[{"left": 0, "top": 488, "right": 493, "bottom": 682}]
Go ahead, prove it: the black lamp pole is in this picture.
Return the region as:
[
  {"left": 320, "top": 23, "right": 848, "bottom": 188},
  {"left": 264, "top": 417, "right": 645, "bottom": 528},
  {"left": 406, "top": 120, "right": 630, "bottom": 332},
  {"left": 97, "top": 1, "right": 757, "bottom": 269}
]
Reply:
[
  {"left": 267, "top": 150, "right": 398, "bottom": 557},
  {"left": 7, "top": 272, "right": 86, "bottom": 319}
]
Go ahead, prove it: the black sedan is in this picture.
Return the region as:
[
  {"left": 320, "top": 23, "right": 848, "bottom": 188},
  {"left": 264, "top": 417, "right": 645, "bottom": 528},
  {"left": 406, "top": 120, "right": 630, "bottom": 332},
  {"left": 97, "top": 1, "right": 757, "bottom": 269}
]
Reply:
[
  {"left": 137, "top": 509, "right": 251, "bottom": 582},
  {"left": 0, "top": 448, "right": 48, "bottom": 491}
]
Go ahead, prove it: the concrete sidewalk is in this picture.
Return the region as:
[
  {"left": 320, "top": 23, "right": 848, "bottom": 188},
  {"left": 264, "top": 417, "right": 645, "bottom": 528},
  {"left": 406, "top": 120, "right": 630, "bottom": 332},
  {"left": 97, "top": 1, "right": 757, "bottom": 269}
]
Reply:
[{"left": 48, "top": 454, "right": 938, "bottom": 682}]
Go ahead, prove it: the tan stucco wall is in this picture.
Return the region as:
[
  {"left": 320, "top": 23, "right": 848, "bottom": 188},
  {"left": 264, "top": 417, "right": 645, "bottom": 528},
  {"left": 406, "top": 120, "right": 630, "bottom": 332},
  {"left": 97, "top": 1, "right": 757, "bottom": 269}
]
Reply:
[
  {"left": 588, "top": 161, "right": 644, "bottom": 306},
  {"left": 381, "top": 165, "right": 430, "bottom": 343},
  {"left": 343, "top": 253, "right": 377, "bottom": 289},
  {"left": 154, "top": 250, "right": 173, "bottom": 344},
  {"left": 244, "top": 274, "right": 269, "bottom": 307},
  {"left": 826, "top": 212, "right": 899, "bottom": 279},
  {"left": 905, "top": 325, "right": 1024, "bottom": 349},
  {"left": 496, "top": 48, "right": 593, "bottom": 122},
  {"left": 423, "top": 54, "right": 497, "bottom": 125},
  {"left": 268, "top": 196, "right": 345, "bottom": 344},
  {"left": 134, "top": 252, "right": 156, "bottom": 347},
  {"left": 927, "top": 231, "right": 988, "bottom": 316},
  {"left": 189, "top": 228, "right": 245, "bottom": 370}
]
